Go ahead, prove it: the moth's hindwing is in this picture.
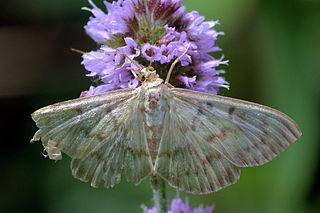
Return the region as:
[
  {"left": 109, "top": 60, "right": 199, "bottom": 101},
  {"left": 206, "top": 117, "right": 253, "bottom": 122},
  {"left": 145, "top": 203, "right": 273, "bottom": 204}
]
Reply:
[{"left": 155, "top": 108, "right": 241, "bottom": 194}]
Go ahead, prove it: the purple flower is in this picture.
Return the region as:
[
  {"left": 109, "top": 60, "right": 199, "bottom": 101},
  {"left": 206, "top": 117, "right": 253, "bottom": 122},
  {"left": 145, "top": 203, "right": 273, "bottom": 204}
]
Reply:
[
  {"left": 82, "top": 0, "right": 133, "bottom": 43},
  {"left": 82, "top": 47, "right": 119, "bottom": 77},
  {"left": 80, "top": 84, "right": 116, "bottom": 97},
  {"left": 143, "top": 198, "right": 214, "bottom": 213},
  {"left": 195, "top": 76, "right": 229, "bottom": 94},
  {"left": 178, "top": 75, "right": 197, "bottom": 89},
  {"left": 81, "top": 0, "right": 228, "bottom": 96},
  {"left": 159, "top": 44, "right": 175, "bottom": 64},
  {"left": 141, "top": 43, "right": 162, "bottom": 62},
  {"left": 158, "top": 25, "right": 180, "bottom": 44},
  {"left": 119, "top": 37, "right": 141, "bottom": 64}
]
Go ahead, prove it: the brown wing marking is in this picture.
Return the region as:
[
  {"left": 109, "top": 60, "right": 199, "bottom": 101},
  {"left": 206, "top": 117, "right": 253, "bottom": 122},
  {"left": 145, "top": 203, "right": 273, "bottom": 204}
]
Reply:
[
  {"left": 169, "top": 88, "right": 301, "bottom": 168},
  {"left": 155, "top": 106, "right": 241, "bottom": 195},
  {"left": 31, "top": 88, "right": 153, "bottom": 188}
]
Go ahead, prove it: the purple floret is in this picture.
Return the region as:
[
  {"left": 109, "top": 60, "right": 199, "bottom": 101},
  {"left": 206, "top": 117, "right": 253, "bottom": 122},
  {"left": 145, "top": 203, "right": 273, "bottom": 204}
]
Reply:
[{"left": 141, "top": 43, "right": 162, "bottom": 62}]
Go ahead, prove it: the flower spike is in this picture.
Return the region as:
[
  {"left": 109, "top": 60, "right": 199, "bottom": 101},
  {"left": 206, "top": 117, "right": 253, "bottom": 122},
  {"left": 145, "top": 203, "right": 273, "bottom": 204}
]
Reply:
[{"left": 81, "top": 0, "right": 228, "bottom": 96}]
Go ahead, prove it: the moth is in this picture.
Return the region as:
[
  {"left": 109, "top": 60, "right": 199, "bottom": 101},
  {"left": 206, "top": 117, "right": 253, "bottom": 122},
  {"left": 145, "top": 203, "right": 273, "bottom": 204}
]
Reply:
[{"left": 31, "top": 45, "right": 301, "bottom": 195}]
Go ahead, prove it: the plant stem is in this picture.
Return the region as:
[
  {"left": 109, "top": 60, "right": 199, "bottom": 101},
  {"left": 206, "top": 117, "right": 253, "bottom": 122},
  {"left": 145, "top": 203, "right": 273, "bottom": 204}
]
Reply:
[{"left": 151, "top": 176, "right": 167, "bottom": 213}]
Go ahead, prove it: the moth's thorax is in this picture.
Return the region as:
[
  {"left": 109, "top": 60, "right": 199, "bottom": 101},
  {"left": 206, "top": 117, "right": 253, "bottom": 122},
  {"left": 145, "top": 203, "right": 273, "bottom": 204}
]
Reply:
[
  {"left": 142, "top": 84, "right": 168, "bottom": 164},
  {"left": 141, "top": 75, "right": 163, "bottom": 89}
]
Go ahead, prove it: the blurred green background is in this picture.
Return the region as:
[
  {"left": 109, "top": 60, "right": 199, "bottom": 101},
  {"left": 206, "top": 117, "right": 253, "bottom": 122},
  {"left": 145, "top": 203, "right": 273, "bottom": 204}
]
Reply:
[{"left": 0, "top": 0, "right": 319, "bottom": 212}]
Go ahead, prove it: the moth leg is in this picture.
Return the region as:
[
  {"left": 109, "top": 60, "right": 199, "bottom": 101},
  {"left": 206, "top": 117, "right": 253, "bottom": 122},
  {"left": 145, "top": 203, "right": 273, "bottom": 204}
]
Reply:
[{"left": 165, "top": 82, "right": 174, "bottom": 88}]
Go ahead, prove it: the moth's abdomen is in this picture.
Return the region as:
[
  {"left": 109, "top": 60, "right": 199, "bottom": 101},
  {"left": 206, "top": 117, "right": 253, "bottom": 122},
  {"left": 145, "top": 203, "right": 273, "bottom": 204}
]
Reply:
[{"left": 143, "top": 86, "right": 168, "bottom": 164}]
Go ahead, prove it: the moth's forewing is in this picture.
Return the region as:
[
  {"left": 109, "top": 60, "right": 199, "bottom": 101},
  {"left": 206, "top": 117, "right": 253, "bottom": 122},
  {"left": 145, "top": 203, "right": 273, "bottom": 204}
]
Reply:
[
  {"left": 170, "top": 88, "right": 301, "bottom": 167},
  {"left": 153, "top": 86, "right": 301, "bottom": 194},
  {"left": 31, "top": 88, "right": 153, "bottom": 188},
  {"left": 31, "top": 88, "right": 135, "bottom": 156}
]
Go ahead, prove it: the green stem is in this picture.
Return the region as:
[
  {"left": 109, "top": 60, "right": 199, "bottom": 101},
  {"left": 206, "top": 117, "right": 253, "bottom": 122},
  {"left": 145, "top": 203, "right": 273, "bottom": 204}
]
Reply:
[{"left": 151, "top": 176, "right": 167, "bottom": 213}]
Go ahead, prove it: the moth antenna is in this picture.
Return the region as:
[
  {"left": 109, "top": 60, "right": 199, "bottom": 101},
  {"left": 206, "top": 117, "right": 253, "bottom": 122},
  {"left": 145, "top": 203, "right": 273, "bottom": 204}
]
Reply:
[
  {"left": 116, "top": 66, "right": 140, "bottom": 73},
  {"left": 72, "top": 48, "right": 114, "bottom": 68},
  {"left": 115, "top": 48, "right": 143, "bottom": 81},
  {"left": 165, "top": 42, "right": 191, "bottom": 84},
  {"left": 71, "top": 48, "right": 86, "bottom": 55},
  {"left": 116, "top": 48, "right": 142, "bottom": 71}
]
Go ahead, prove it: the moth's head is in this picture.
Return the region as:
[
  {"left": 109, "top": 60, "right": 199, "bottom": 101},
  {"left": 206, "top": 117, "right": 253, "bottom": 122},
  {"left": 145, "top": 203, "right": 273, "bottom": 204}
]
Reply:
[
  {"left": 140, "top": 66, "right": 158, "bottom": 81},
  {"left": 115, "top": 48, "right": 160, "bottom": 83}
]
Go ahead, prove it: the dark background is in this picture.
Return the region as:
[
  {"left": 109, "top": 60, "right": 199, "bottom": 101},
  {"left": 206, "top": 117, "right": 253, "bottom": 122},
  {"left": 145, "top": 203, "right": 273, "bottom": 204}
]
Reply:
[{"left": 0, "top": 0, "right": 319, "bottom": 212}]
